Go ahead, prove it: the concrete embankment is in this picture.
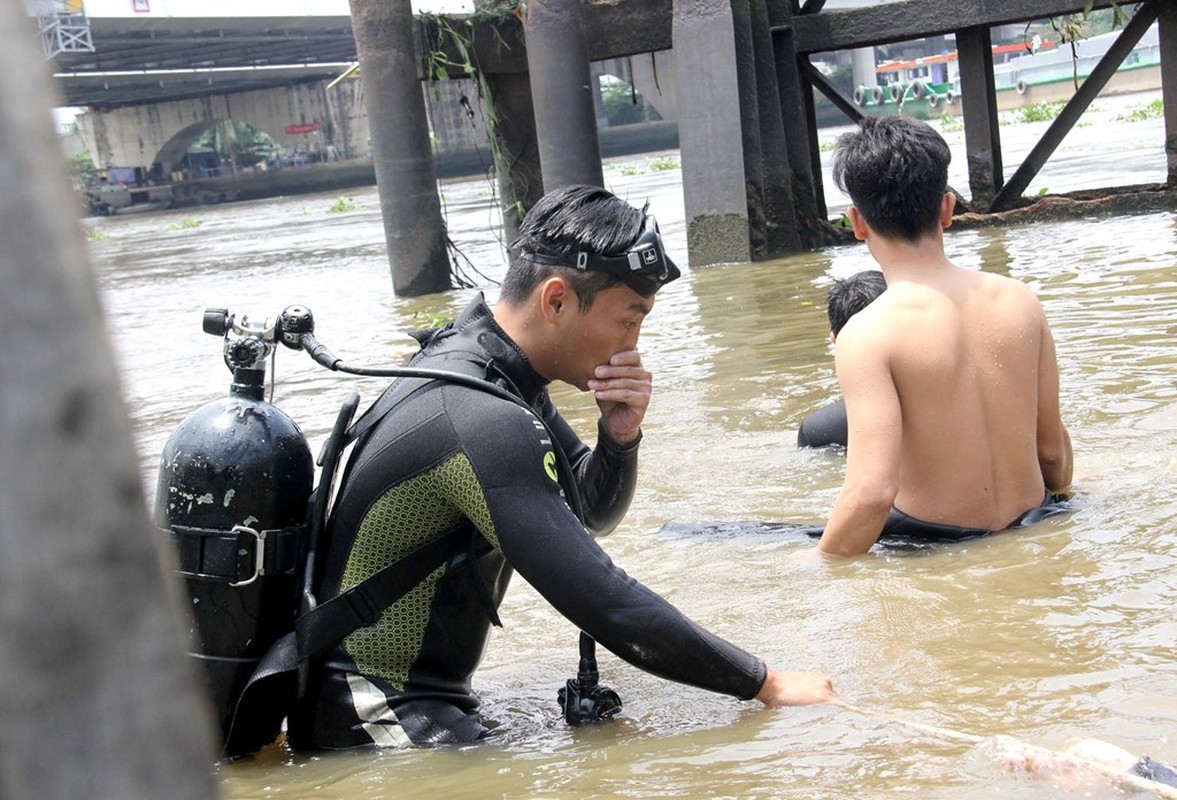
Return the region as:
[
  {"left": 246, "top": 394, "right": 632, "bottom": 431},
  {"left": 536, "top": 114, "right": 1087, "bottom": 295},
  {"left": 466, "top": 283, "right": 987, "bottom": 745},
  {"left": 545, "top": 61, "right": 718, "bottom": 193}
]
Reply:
[{"left": 170, "top": 120, "right": 680, "bottom": 208}]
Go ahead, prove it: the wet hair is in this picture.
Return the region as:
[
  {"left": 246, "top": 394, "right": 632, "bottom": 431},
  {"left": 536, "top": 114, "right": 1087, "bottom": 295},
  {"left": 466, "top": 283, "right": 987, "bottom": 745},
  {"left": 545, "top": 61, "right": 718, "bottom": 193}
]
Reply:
[
  {"left": 502, "top": 184, "right": 650, "bottom": 310},
  {"left": 827, "top": 269, "right": 887, "bottom": 337},
  {"left": 832, "top": 116, "right": 951, "bottom": 243}
]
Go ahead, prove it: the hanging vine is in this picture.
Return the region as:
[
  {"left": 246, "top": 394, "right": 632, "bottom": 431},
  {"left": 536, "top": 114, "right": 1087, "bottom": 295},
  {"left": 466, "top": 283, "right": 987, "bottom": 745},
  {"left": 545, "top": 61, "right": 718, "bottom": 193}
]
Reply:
[
  {"left": 418, "top": 2, "right": 526, "bottom": 288},
  {"left": 1049, "top": 1, "right": 1127, "bottom": 91}
]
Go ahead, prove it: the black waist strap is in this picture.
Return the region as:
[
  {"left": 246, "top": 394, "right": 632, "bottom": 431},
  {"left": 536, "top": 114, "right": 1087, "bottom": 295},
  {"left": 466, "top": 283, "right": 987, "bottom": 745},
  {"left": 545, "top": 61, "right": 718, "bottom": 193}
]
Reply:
[{"left": 164, "top": 523, "right": 306, "bottom": 586}]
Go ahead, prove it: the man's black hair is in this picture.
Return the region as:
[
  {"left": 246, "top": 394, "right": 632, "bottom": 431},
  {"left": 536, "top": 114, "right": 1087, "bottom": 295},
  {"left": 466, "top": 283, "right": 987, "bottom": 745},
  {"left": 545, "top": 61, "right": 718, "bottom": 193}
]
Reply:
[
  {"left": 827, "top": 270, "right": 887, "bottom": 337},
  {"left": 832, "top": 116, "right": 951, "bottom": 243},
  {"left": 502, "top": 184, "right": 650, "bottom": 310}
]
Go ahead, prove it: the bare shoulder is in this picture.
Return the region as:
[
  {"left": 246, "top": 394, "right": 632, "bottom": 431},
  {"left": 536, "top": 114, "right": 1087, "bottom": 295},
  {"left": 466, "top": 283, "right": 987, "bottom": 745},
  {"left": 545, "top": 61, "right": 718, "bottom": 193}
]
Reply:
[{"left": 981, "top": 271, "right": 1040, "bottom": 300}]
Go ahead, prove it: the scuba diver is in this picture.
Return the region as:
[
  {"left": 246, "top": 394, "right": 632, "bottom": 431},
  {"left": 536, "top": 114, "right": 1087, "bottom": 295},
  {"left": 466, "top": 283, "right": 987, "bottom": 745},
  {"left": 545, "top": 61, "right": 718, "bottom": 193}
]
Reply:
[{"left": 284, "top": 185, "right": 836, "bottom": 749}]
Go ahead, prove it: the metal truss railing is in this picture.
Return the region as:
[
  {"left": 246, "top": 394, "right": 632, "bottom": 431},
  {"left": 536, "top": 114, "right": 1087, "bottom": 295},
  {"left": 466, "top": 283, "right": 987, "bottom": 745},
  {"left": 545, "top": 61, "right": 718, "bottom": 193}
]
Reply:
[{"left": 32, "top": 0, "right": 94, "bottom": 59}]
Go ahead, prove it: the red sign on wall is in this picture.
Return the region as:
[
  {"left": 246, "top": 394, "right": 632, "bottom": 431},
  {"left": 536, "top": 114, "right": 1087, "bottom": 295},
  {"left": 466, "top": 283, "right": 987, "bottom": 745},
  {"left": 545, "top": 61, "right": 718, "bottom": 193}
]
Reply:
[{"left": 284, "top": 121, "right": 322, "bottom": 135}]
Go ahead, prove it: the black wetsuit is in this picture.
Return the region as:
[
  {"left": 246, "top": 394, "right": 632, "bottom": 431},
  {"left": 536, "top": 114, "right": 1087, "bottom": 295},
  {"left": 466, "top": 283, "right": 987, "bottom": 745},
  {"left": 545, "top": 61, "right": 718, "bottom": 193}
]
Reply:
[
  {"left": 796, "top": 398, "right": 847, "bottom": 449},
  {"left": 286, "top": 295, "right": 766, "bottom": 750}
]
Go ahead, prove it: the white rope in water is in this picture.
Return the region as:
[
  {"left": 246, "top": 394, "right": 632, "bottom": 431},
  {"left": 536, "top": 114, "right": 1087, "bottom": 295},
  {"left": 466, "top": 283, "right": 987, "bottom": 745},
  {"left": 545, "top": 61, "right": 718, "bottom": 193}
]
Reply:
[{"left": 836, "top": 701, "right": 1177, "bottom": 799}]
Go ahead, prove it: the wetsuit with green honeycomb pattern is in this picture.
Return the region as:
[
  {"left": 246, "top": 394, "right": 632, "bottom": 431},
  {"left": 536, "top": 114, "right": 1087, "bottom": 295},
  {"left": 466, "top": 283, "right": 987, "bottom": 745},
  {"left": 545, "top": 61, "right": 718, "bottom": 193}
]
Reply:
[{"left": 286, "top": 295, "right": 766, "bottom": 750}]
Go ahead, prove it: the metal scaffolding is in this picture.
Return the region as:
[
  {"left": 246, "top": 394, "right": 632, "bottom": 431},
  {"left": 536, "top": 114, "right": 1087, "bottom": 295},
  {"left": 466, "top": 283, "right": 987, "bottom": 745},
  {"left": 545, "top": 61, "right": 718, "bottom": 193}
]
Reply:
[{"left": 33, "top": 0, "right": 93, "bottom": 59}]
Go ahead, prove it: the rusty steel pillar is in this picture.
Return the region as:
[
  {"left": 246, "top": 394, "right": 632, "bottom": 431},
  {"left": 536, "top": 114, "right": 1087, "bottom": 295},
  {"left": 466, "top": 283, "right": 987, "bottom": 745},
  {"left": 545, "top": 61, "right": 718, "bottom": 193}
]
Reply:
[
  {"left": 523, "top": 0, "right": 604, "bottom": 191},
  {"left": 1160, "top": 0, "right": 1177, "bottom": 185},
  {"left": 349, "top": 0, "right": 451, "bottom": 297},
  {"left": 957, "top": 24, "right": 1003, "bottom": 211}
]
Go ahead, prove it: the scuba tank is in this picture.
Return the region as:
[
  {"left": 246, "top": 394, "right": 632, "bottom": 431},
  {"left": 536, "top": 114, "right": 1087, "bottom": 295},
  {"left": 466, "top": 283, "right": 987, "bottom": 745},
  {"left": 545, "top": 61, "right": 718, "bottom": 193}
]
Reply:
[{"left": 154, "top": 308, "right": 313, "bottom": 753}]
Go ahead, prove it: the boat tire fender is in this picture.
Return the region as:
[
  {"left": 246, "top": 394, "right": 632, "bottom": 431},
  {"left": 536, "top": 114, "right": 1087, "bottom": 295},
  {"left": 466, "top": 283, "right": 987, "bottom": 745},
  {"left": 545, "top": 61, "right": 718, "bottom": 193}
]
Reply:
[
  {"left": 889, "top": 82, "right": 903, "bottom": 103},
  {"left": 911, "top": 81, "right": 925, "bottom": 99},
  {"left": 853, "top": 85, "right": 866, "bottom": 106},
  {"left": 945, "top": 89, "right": 956, "bottom": 105},
  {"left": 870, "top": 86, "right": 884, "bottom": 104},
  {"left": 927, "top": 92, "right": 940, "bottom": 109},
  {"left": 1016, "top": 79, "right": 1028, "bottom": 95}
]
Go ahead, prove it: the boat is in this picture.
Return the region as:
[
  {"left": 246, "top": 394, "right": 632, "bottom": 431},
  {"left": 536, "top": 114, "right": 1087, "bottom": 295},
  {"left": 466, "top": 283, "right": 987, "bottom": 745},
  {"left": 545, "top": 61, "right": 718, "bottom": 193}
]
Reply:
[{"left": 851, "top": 22, "right": 1161, "bottom": 119}]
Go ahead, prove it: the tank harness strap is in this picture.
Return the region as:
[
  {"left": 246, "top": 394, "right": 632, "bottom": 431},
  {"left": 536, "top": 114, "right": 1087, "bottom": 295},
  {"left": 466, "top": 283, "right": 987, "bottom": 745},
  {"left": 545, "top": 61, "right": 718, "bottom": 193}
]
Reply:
[
  {"left": 163, "top": 523, "right": 307, "bottom": 586},
  {"left": 295, "top": 526, "right": 468, "bottom": 659}
]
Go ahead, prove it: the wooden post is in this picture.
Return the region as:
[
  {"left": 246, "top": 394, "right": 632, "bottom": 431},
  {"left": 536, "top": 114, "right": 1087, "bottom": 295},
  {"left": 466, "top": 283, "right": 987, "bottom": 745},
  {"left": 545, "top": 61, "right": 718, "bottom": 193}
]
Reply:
[
  {"left": 957, "top": 25, "right": 1003, "bottom": 210},
  {"left": 750, "top": 0, "right": 802, "bottom": 254},
  {"left": 771, "top": 3, "right": 823, "bottom": 246},
  {"left": 1159, "top": 0, "right": 1177, "bottom": 185},
  {"left": 349, "top": 0, "right": 452, "bottom": 297},
  {"left": 0, "top": 6, "right": 219, "bottom": 799},
  {"left": 731, "top": 0, "right": 770, "bottom": 259}
]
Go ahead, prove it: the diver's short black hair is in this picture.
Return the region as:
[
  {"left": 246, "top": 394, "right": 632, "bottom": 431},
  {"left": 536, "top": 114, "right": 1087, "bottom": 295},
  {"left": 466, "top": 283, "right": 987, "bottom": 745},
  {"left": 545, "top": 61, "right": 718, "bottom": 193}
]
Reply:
[
  {"left": 502, "top": 184, "right": 650, "bottom": 310},
  {"left": 832, "top": 116, "right": 951, "bottom": 243},
  {"left": 827, "top": 270, "right": 886, "bottom": 336}
]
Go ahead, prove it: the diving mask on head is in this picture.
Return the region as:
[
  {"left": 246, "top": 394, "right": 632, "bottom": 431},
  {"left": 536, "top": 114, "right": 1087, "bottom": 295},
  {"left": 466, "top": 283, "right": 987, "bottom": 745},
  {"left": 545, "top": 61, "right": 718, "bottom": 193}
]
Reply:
[{"left": 523, "top": 215, "right": 682, "bottom": 296}]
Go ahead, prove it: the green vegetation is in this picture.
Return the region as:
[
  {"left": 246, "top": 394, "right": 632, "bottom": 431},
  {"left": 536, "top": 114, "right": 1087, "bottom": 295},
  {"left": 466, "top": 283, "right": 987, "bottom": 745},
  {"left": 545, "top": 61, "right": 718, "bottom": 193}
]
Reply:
[
  {"left": 1033, "top": 4, "right": 1126, "bottom": 90},
  {"left": 328, "top": 196, "right": 360, "bottom": 213},
  {"left": 1013, "top": 101, "right": 1066, "bottom": 124},
  {"left": 169, "top": 219, "right": 203, "bottom": 231},
  {"left": 411, "top": 310, "right": 450, "bottom": 329},
  {"left": 938, "top": 112, "right": 964, "bottom": 134},
  {"left": 68, "top": 151, "right": 98, "bottom": 187},
  {"left": 1117, "top": 99, "right": 1165, "bottom": 123},
  {"left": 85, "top": 227, "right": 110, "bottom": 242},
  {"left": 619, "top": 156, "right": 679, "bottom": 177},
  {"left": 599, "top": 79, "right": 662, "bottom": 127}
]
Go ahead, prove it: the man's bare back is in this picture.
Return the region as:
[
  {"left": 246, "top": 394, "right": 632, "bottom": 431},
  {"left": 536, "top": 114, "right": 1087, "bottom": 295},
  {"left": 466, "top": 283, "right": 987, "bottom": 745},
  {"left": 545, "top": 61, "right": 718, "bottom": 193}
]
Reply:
[{"left": 815, "top": 116, "right": 1071, "bottom": 557}]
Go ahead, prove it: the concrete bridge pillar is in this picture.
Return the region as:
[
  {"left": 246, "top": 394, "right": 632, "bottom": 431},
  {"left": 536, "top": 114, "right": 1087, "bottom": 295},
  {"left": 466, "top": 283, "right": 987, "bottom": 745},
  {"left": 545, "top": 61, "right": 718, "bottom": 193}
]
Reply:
[
  {"left": 673, "top": 0, "right": 753, "bottom": 267},
  {"left": 628, "top": 51, "right": 677, "bottom": 122},
  {"left": 349, "top": 0, "right": 451, "bottom": 297},
  {"left": 524, "top": 0, "right": 605, "bottom": 191},
  {"left": 850, "top": 46, "right": 877, "bottom": 90}
]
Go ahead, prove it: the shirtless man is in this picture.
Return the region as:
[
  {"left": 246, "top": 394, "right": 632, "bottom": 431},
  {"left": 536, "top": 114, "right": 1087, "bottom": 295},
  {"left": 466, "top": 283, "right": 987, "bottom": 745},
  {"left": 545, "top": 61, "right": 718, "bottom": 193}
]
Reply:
[{"left": 814, "top": 116, "right": 1072, "bottom": 558}]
